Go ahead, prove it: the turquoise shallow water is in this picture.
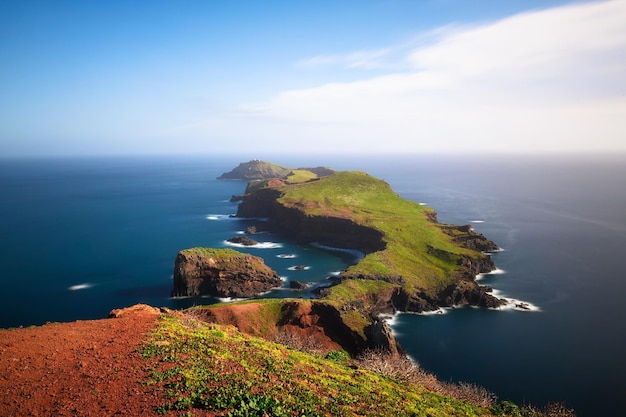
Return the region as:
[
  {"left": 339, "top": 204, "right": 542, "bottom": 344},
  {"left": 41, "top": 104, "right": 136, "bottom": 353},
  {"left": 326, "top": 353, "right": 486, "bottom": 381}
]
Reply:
[{"left": 1, "top": 154, "right": 625, "bottom": 416}]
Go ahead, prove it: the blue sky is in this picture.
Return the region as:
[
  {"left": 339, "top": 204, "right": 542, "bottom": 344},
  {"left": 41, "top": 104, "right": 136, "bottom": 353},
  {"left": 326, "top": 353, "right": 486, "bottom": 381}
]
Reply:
[{"left": 1, "top": 0, "right": 624, "bottom": 156}]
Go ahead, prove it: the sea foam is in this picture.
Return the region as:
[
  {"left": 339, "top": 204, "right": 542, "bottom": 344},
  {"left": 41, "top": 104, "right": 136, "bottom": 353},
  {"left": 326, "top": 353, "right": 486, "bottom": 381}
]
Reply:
[
  {"left": 287, "top": 265, "right": 311, "bottom": 271},
  {"left": 68, "top": 283, "right": 93, "bottom": 291},
  {"left": 491, "top": 289, "right": 541, "bottom": 312},
  {"left": 206, "top": 214, "right": 238, "bottom": 221},
  {"left": 223, "top": 240, "right": 283, "bottom": 249},
  {"left": 476, "top": 268, "right": 506, "bottom": 281},
  {"left": 310, "top": 242, "right": 364, "bottom": 261}
]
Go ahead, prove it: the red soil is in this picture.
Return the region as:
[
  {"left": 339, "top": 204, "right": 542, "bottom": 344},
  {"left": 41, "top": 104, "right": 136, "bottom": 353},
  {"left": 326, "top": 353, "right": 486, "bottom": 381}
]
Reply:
[{"left": 0, "top": 305, "right": 162, "bottom": 417}]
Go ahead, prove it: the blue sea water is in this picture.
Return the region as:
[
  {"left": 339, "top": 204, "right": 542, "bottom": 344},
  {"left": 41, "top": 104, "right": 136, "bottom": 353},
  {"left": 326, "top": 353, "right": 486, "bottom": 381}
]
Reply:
[{"left": 1, "top": 154, "right": 625, "bottom": 416}]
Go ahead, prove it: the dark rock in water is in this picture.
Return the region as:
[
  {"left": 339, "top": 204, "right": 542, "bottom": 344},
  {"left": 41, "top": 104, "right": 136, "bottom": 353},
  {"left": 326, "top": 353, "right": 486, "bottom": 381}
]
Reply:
[
  {"left": 245, "top": 226, "right": 257, "bottom": 235},
  {"left": 440, "top": 224, "right": 500, "bottom": 252},
  {"left": 171, "top": 248, "right": 282, "bottom": 298},
  {"left": 365, "top": 318, "right": 399, "bottom": 356},
  {"left": 293, "top": 265, "right": 307, "bottom": 270},
  {"left": 230, "top": 194, "right": 244, "bottom": 202},
  {"left": 437, "top": 281, "right": 505, "bottom": 309},
  {"left": 227, "top": 236, "right": 258, "bottom": 246},
  {"left": 289, "top": 280, "right": 308, "bottom": 289}
]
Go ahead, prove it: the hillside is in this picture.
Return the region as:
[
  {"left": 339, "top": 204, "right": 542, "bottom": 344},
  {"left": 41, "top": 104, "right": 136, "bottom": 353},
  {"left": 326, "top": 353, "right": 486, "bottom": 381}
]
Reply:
[
  {"left": 0, "top": 305, "right": 574, "bottom": 417},
  {"left": 217, "top": 159, "right": 335, "bottom": 181}
]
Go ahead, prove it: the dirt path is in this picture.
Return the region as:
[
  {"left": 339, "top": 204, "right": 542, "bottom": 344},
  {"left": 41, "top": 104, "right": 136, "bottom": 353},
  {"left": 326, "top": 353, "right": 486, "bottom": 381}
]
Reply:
[{"left": 0, "top": 305, "right": 162, "bottom": 417}]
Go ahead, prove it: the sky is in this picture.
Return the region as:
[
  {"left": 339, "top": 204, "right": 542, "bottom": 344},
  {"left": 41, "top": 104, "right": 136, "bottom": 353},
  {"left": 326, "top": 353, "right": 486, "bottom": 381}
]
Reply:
[{"left": 1, "top": 0, "right": 625, "bottom": 156}]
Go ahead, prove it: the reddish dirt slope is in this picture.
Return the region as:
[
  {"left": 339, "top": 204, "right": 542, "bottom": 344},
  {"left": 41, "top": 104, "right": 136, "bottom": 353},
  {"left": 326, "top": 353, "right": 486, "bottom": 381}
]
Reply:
[{"left": 0, "top": 305, "right": 161, "bottom": 417}]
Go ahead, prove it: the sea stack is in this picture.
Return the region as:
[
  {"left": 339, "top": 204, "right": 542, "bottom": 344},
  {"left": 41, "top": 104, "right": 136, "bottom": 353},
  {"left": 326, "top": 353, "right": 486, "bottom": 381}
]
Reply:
[{"left": 171, "top": 248, "right": 283, "bottom": 298}]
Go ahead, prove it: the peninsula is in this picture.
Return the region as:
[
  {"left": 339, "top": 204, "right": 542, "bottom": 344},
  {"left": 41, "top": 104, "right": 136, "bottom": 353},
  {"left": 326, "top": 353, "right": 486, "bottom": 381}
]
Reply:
[
  {"left": 173, "top": 161, "right": 505, "bottom": 358},
  {"left": 226, "top": 160, "right": 503, "bottom": 313},
  {"left": 0, "top": 161, "right": 574, "bottom": 417}
]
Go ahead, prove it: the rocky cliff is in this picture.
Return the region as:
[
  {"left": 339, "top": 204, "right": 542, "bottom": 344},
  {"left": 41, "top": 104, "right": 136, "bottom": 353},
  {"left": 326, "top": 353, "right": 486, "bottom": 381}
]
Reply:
[
  {"left": 234, "top": 169, "right": 504, "bottom": 313},
  {"left": 238, "top": 193, "right": 386, "bottom": 252},
  {"left": 190, "top": 299, "right": 397, "bottom": 356},
  {"left": 171, "top": 248, "right": 283, "bottom": 298}
]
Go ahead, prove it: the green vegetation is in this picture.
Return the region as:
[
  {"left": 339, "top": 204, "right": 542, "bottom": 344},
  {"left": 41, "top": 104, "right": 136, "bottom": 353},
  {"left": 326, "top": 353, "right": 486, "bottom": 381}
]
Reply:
[
  {"left": 219, "top": 160, "right": 293, "bottom": 180},
  {"left": 142, "top": 312, "right": 574, "bottom": 416},
  {"left": 180, "top": 247, "right": 242, "bottom": 259},
  {"left": 285, "top": 169, "right": 319, "bottom": 183},
  {"left": 273, "top": 171, "right": 486, "bottom": 295},
  {"left": 141, "top": 313, "right": 496, "bottom": 416}
]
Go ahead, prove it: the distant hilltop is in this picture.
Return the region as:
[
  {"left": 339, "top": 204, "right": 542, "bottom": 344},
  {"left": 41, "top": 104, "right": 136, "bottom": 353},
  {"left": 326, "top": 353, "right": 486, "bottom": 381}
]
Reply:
[{"left": 217, "top": 159, "right": 335, "bottom": 181}]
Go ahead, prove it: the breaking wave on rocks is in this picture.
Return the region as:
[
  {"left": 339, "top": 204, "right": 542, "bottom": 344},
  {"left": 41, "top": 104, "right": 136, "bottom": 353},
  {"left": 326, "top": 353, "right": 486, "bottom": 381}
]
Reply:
[
  {"left": 287, "top": 265, "right": 311, "bottom": 271},
  {"left": 490, "top": 289, "right": 541, "bottom": 312},
  {"left": 474, "top": 269, "right": 540, "bottom": 311},
  {"left": 223, "top": 240, "right": 283, "bottom": 249},
  {"left": 206, "top": 214, "right": 238, "bottom": 221},
  {"left": 277, "top": 254, "right": 297, "bottom": 259},
  {"left": 475, "top": 268, "right": 506, "bottom": 281}
]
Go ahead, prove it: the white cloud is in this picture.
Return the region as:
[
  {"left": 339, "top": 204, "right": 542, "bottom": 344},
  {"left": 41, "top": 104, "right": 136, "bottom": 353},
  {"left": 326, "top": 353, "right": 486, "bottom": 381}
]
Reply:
[{"left": 217, "top": 0, "right": 626, "bottom": 154}]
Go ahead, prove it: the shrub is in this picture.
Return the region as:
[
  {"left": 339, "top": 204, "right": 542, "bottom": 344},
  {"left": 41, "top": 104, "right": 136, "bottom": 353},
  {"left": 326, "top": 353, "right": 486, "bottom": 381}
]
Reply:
[
  {"left": 355, "top": 349, "right": 498, "bottom": 409},
  {"left": 325, "top": 350, "right": 349, "bottom": 364}
]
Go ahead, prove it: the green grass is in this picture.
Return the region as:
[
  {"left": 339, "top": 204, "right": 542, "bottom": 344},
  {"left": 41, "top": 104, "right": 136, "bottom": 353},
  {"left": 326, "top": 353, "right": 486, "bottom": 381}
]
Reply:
[
  {"left": 286, "top": 169, "right": 319, "bottom": 183},
  {"left": 179, "top": 247, "right": 242, "bottom": 259},
  {"left": 141, "top": 313, "right": 495, "bottom": 417},
  {"left": 273, "top": 171, "right": 487, "bottom": 294}
]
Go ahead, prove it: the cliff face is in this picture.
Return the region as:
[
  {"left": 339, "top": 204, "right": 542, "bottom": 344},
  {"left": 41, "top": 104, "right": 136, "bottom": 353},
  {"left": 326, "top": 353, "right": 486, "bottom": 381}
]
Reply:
[
  {"left": 193, "top": 300, "right": 397, "bottom": 356},
  {"left": 171, "top": 248, "right": 283, "bottom": 298},
  {"left": 236, "top": 177, "right": 504, "bottom": 313},
  {"left": 237, "top": 189, "right": 385, "bottom": 253}
]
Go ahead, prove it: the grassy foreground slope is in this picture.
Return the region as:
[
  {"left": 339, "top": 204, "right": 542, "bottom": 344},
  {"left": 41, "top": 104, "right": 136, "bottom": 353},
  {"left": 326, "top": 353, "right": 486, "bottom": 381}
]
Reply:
[
  {"left": 274, "top": 171, "right": 489, "bottom": 295},
  {"left": 142, "top": 312, "right": 495, "bottom": 417},
  {"left": 143, "top": 311, "right": 575, "bottom": 417}
]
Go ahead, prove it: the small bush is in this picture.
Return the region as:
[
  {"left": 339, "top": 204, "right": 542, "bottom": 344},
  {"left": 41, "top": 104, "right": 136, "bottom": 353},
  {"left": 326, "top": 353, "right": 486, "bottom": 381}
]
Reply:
[
  {"left": 493, "top": 400, "right": 522, "bottom": 417},
  {"left": 325, "top": 350, "right": 349, "bottom": 364},
  {"left": 355, "top": 349, "right": 498, "bottom": 408}
]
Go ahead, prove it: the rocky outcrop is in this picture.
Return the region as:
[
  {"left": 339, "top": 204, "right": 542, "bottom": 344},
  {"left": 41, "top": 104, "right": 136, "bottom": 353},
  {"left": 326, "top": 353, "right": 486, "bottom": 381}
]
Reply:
[
  {"left": 437, "top": 281, "right": 503, "bottom": 308},
  {"left": 289, "top": 280, "right": 308, "bottom": 289},
  {"left": 171, "top": 248, "right": 283, "bottom": 298},
  {"left": 217, "top": 160, "right": 292, "bottom": 180},
  {"left": 440, "top": 224, "right": 500, "bottom": 252},
  {"left": 227, "top": 236, "right": 258, "bottom": 246}
]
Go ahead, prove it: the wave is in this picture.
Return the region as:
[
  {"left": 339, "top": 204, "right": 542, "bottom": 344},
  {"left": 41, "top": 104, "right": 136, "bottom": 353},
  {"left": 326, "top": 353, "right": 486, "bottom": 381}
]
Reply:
[
  {"left": 475, "top": 267, "right": 506, "bottom": 281},
  {"left": 418, "top": 202, "right": 428, "bottom": 206},
  {"left": 491, "top": 289, "right": 541, "bottom": 312},
  {"left": 216, "top": 296, "right": 247, "bottom": 303},
  {"left": 68, "top": 283, "right": 93, "bottom": 291},
  {"left": 277, "top": 254, "right": 297, "bottom": 259},
  {"left": 482, "top": 247, "right": 505, "bottom": 255},
  {"left": 206, "top": 214, "right": 237, "bottom": 221},
  {"left": 223, "top": 240, "right": 283, "bottom": 249},
  {"left": 469, "top": 219, "right": 485, "bottom": 223},
  {"left": 309, "top": 242, "right": 365, "bottom": 261},
  {"left": 287, "top": 265, "right": 311, "bottom": 271}
]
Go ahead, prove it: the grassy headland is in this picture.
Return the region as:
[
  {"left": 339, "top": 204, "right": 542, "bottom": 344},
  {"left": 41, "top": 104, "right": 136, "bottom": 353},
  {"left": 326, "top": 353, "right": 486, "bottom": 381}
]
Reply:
[{"left": 270, "top": 170, "right": 492, "bottom": 297}]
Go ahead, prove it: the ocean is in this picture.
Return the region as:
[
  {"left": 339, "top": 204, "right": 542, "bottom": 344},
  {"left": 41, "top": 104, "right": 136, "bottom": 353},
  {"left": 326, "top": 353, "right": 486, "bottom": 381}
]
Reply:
[{"left": 1, "top": 154, "right": 624, "bottom": 416}]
